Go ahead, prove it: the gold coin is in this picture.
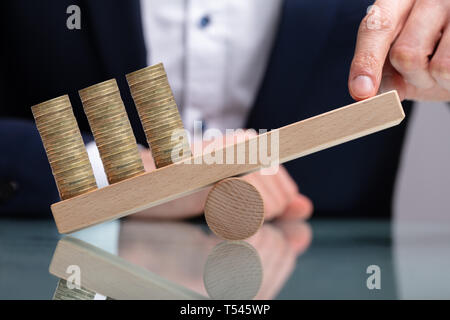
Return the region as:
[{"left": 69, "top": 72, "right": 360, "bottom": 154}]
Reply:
[
  {"left": 56, "top": 173, "right": 95, "bottom": 188},
  {"left": 131, "top": 79, "right": 172, "bottom": 97},
  {"left": 148, "top": 127, "right": 186, "bottom": 143},
  {"left": 133, "top": 92, "right": 174, "bottom": 107},
  {"left": 33, "top": 106, "right": 73, "bottom": 123},
  {"left": 150, "top": 144, "right": 189, "bottom": 158},
  {"left": 83, "top": 101, "right": 124, "bottom": 118},
  {"left": 57, "top": 179, "right": 95, "bottom": 194},
  {"left": 108, "top": 163, "right": 145, "bottom": 180},
  {"left": 45, "top": 143, "right": 86, "bottom": 159},
  {"left": 56, "top": 169, "right": 95, "bottom": 185},
  {"left": 82, "top": 93, "right": 123, "bottom": 112},
  {"left": 140, "top": 116, "right": 179, "bottom": 130},
  {"left": 60, "top": 188, "right": 96, "bottom": 200},
  {"left": 59, "top": 181, "right": 97, "bottom": 199},
  {"left": 102, "top": 154, "right": 142, "bottom": 170},
  {"left": 138, "top": 108, "right": 179, "bottom": 123},
  {"left": 128, "top": 72, "right": 168, "bottom": 89},
  {"left": 44, "top": 135, "right": 84, "bottom": 152},
  {"left": 106, "top": 169, "right": 144, "bottom": 184},
  {"left": 136, "top": 99, "right": 178, "bottom": 114},
  {"left": 84, "top": 106, "right": 125, "bottom": 121},
  {"left": 138, "top": 106, "right": 180, "bottom": 123},
  {"left": 149, "top": 125, "right": 182, "bottom": 137},
  {"left": 91, "top": 123, "right": 132, "bottom": 138},
  {"left": 51, "top": 158, "right": 92, "bottom": 174},
  {"left": 48, "top": 149, "right": 90, "bottom": 165},
  {"left": 32, "top": 95, "right": 71, "bottom": 116},
  {"left": 37, "top": 117, "right": 78, "bottom": 132},
  {"left": 92, "top": 127, "right": 135, "bottom": 144},
  {"left": 39, "top": 127, "right": 81, "bottom": 143},
  {"left": 96, "top": 133, "right": 136, "bottom": 148},
  {"left": 89, "top": 115, "right": 130, "bottom": 132},
  {"left": 89, "top": 111, "right": 129, "bottom": 125},
  {"left": 148, "top": 132, "right": 185, "bottom": 147},
  {"left": 104, "top": 162, "right": 144, "bottom": 176},
  {"left": 90, "top": 123, "right": 132, "bottom": 139},
  {"left": 151, "top": 142, "right": 188, "bottom": 155},
  {"left": 129, "top": 83, "right": 169, "bottom": 100},
  {"left": 100, "top": 144, "right": 140, "bottom": 161},
  {"left": 45, "top": 137, "right": 84, "bottom": 153},
  {"left": 142, "top": 115, "right": 182, "bottom": 128},
  {"left": 48, "top": 150, "right": 89, "bottom": 166},
  {"left": 36, "top": 112, "right": 78, "bottom": 129},
  {"left": 109, "top": 162, "right": 144, "bottom": 177},
  {"left": 55, "top": 166, "right": 95, "bottom": 182},
  {"left": 126, "top": 63, "right": 165, "bottom": 85},
  {"left": 32, "top": 98, "right": 70, "bottom": 115},
  {"left": 152, "top": 147, "right": 191, "bottom": 163},
  {"left": 98, "top": 144, "right": 139, "bottom": 159},
  {"left": 126, "top": 66, "right": 165, "bottom": 84},
  {"left": 101, "top": 152, "right": 142, "bottom": 170},
  {"left": 132, "top": 91, "right": 173, "bottom": 106},
  {"left": 79, "top": 79, "right": 118, "bottom": 103},
  {"left": 94, "top": 134, "right": 134, "bottom": 148},
  {"left": 129, "top": 78, "right": 171, "bottom": 98}
]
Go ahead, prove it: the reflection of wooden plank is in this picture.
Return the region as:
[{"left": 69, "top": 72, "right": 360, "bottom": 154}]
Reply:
[
  {"left": 49, "top": 237, "right": 206, "bottom": 300},
  {"left": 52, "top": 91, "right": 404, "bottom": 234}
]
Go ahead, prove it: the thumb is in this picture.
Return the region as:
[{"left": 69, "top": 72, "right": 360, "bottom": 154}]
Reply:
[{"left": 348, "top": 0, "right": 413, "bottom": 100}]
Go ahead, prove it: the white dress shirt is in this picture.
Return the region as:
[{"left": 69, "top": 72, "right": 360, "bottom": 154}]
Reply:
[
  {"left": 140, "top": 0, "right": 283, "bottom": 133},
  {"left": 87, "top": 0, "right": 282, "bottom": 187}
]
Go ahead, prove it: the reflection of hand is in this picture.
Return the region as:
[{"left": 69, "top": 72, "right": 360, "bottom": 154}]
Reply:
[
  {"left": 133, "top": 146, "right": 313, "bottom": 221},
  {"left": 349, "top": 0, "right": 450, "bottom": 101},
  {"left": 247, "top": 221, "right": 312, "bottom": 299},
  {"left": 118, "top": 219, "right": 312, "bottom": 299}
]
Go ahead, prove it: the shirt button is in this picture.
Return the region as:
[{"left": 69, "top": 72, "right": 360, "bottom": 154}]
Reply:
[{"left": 199, "top": 15, "right": 211, "bottom": 28}]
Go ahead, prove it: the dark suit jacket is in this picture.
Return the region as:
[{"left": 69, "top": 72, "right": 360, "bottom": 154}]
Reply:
[{"left": 0, "top": 0, "right": 413, "bottom": 217}]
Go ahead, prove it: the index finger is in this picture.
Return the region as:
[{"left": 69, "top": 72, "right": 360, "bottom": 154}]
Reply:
[{"left": 348, "top": 0, "right": 414, "bottom": 100}]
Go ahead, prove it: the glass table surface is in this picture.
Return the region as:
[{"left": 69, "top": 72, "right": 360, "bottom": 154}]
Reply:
[{"left": 1, "top": 216, "right": 450, "bottom": 300}]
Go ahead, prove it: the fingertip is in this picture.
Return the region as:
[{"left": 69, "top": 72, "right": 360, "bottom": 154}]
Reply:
[
  {"left": 282, "top": 194, "right": 313, "bottom": 220},
  {"left": 349, "top": 75, "right": 377, "bottom": 100},
  {"left": 297, "top": 194, "right": 314, "bottom": 219}
]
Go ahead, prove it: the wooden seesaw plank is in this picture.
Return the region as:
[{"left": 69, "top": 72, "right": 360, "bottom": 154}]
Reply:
[
  {"left": 49, "top": 237, "right": 206, "bottom": 299},
  {"left": 52, "top": 91, "right": 404, "bottom": 233}
]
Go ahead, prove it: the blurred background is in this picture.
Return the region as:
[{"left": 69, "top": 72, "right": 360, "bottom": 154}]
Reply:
[{"left": 395, "top": 101, "right": 450, "bottom": 221}]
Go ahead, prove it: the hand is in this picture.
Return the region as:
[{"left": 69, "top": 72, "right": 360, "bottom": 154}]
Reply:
[
  {"left": 132, "top": 132, "right": 313, "bottom": 221},
  {"left": 119, "top": 219, "right": 312, "bottom": 299},
  {"left": 349, "top": 0, "right": 450, "bottom": 101},
  {"left": 242, "top": 165, "right": 313, "bottom": 221}
]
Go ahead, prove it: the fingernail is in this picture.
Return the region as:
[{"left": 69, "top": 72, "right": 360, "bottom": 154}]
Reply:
[{"left": 351, "top": 75, "right": 374, "bottom": 98}]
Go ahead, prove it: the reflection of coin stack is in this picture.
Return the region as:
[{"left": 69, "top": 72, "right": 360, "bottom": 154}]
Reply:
[
  {"left": 53, "top": 279, "right": 96, "bottom": 300},
  {"left": 32, "top": 95, "right": 97, "bottom": 200},
  {"left": 79, "top": 80, "right": 145, "bottom": 184},
  {"left": 126, "top": 63, "right": 191, "bottom": 168}
]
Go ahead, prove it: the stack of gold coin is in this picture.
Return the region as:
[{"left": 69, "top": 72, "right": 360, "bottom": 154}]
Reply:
[
  {"left": 126, "top": 63, "right": 191, "bottom": 168},
  {"left": 31, "top": 95, "right": 97, "bottom": 200},
  {"left": 79, "top": 79, "right": 144, "bottom": 184}
]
